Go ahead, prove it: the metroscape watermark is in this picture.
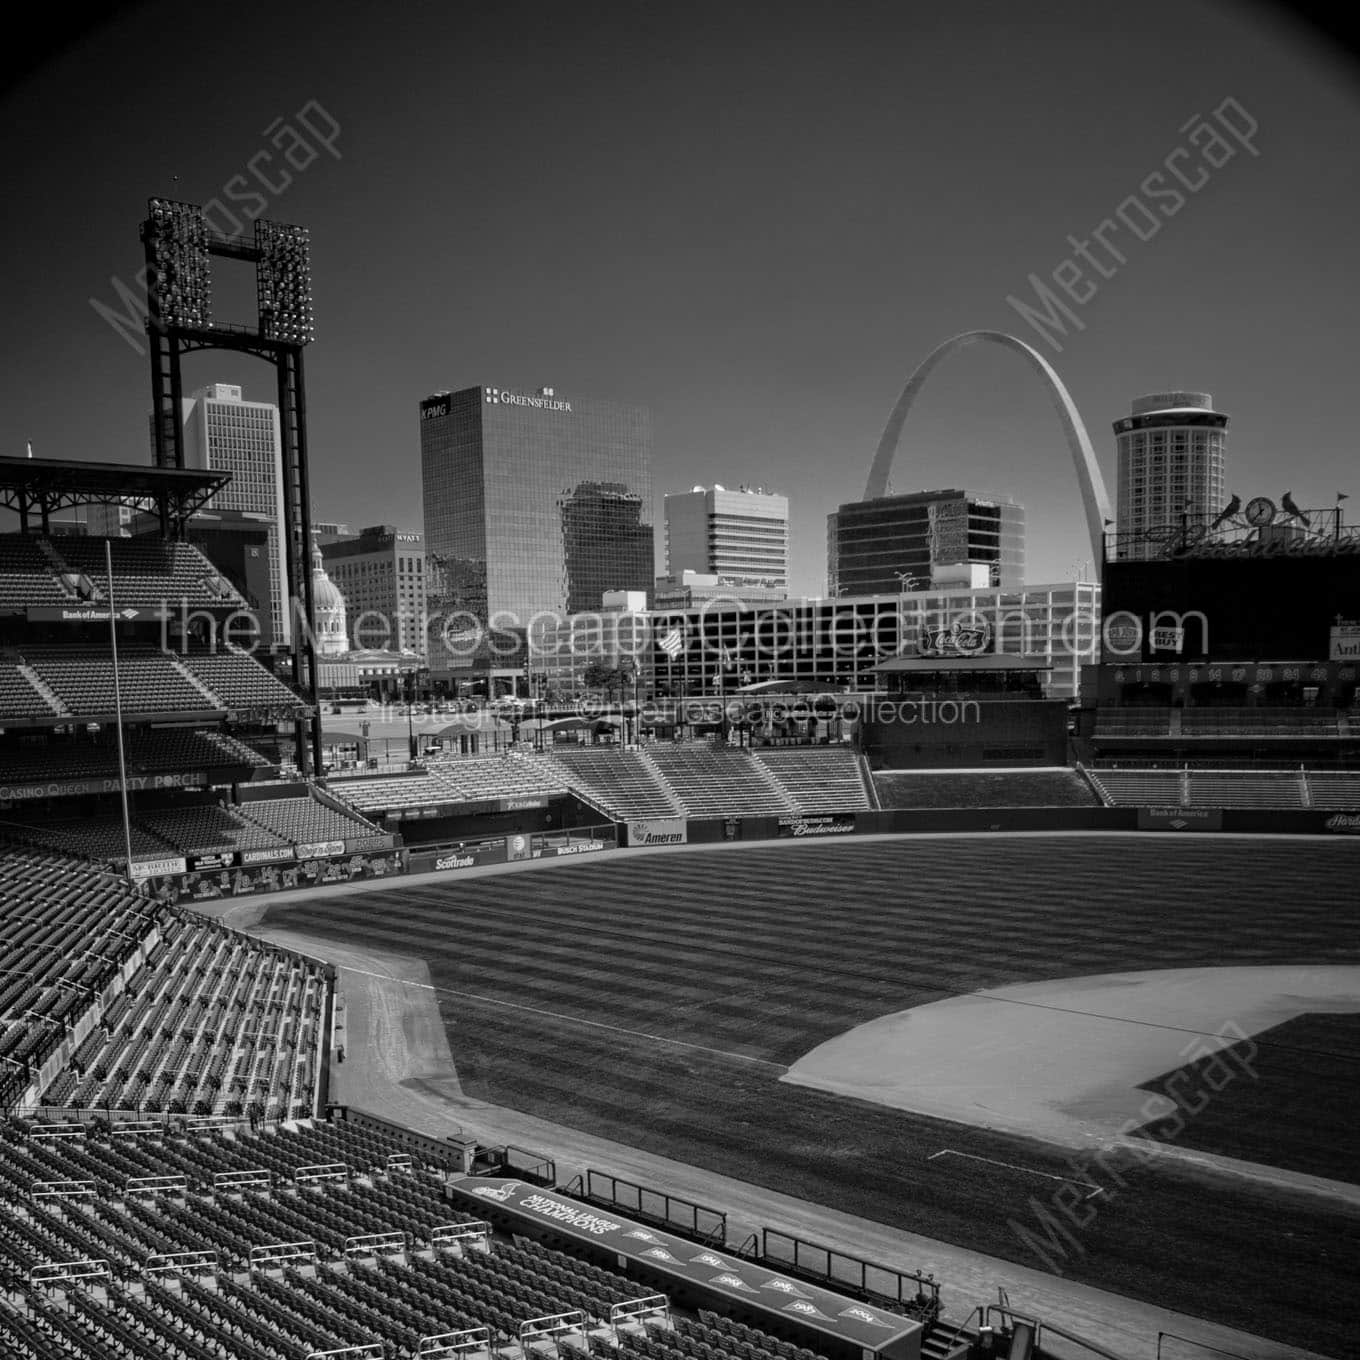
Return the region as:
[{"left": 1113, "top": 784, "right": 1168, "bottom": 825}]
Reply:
[
  {"left": 139, "top": 593, "right": 1216, "bottom": 667},
  {"left": 1007, "top": 1019, "right": 1260, "bottom": 1276},
  {"left": 1007, "top": 97, "right": 1260, "bottom": 353},
  {"left": 89, "top": 99, "right": 342, "bottom": 356}
]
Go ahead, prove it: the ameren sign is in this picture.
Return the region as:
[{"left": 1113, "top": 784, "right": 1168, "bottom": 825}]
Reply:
[{"left": 627, "top": 818, "right": 688, "bottom": 847}]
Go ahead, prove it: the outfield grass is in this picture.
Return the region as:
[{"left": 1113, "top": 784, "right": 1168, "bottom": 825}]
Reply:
[{"left": 264, "top": 836, "right": 1360, "bottom": 1356}]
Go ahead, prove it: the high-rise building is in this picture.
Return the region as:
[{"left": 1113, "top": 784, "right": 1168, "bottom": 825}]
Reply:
[
  {"left": 827, "top": 489, "right": 1025, "bottom": 597},
  {"left": 1114, "top": 392, "right": 1228, "bottom": 559},
  {"left": 173, "top": 383, "right": 289, "bottom": 645},
  {"left": 419, "top": 384, "right": 653, "bottom": 682},
  {"left": 312, "top": 520, "right": 356, "bottom": 546},
  {"left": 664, "top": 484, "right": 788, "bottom": 593},
  {"left": 320, "top": 525, "right": 426, "bottom": 657}
]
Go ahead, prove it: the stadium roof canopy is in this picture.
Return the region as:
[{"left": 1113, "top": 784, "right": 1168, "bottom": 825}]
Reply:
[
  {"left": 875, "top": 653, "right": 1052, "bottom": 671},
  {"left": 0, "top": 456, "right": 232, "bottom": 531}
]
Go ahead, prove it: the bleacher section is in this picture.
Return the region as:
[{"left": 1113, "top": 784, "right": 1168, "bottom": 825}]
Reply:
[
  {"left": 646, "top": 748, "right": 794, "bottom": 817},
  {"left": 1185, "top": 770, "right": 1307, "bottom": 808},
  {"left": 873, "top": 768, "right": 1101, "bottom": 809},
  {"left": 135, "top": 806, "right": 290, "bottom": 859},
  {"left": 0, "top": 534, "right": 75, "bottom": 610},
  {"left": 38, "top": 918, "right": 326, "bottom": 1118},
  {"left": 45, "top": 536, "right": 245, "bottom": 611},
  {"left": 753, "top": 747, "right": 873, "bottom": 812},
  {"left": 0, "top": 846, "right": 329, "bottom": 1121},
  {"left": 0, "top": 850, "right": 163, "bottom": 1108},
  {"left": 1085, "top": 768, "right": 1359, "bottom": 808},
  {"left": 2, "top": 646, "right": 305, "bottom": 722},
  {"left": 0, "top": 1114, "right": 876, "bottom": 1360},
  {"left": 1083, "top": 769, "right": 1183, "bottom": 806},
  {"left": 0, "top": 663, "right": 60, "bottom": 718},
  {"left": 1094, "top": 707, "right": 1351, "bottom": 741},
  {"left": 179, "top": 647, "right": 303, "bottom": 710},
  {"left": 0, "top": 730, "right": 271, "bottom": 786},
  {"left": 239, "top": 795, "right": 381, "bottom": 846},
  {"left": 1305, "top": 772, "right": 1360, "bottom": 809},
  {"left": 2, "top": 790, "right": 384, "bottom": 870},
  {"left": 1, "top": 816, "right": 178, "bottom": 864},
  {"left": 17, "top": 647, "right": 214, "bottom": 718},
  {"left": 1179, "top": 708, "right": 1343, "bottom": 737},
  {"left": 329, "top": 755, "right": 566, "bottom": 817},
  {"left": 535, "top": 748, "right": 681, "bottom": 820},
  {"left": 1093, "top": 708, "right": 1172, "bottom": 739}
]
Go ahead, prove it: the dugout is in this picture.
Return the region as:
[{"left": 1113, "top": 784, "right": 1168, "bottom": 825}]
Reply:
[{"left": 449, "top": 1177, "right": 923, "bottom": 1360}]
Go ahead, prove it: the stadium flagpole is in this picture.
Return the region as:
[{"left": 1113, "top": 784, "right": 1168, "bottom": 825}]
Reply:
[{"left": 106, "top": 540, "right": 136, "bottom": 884}]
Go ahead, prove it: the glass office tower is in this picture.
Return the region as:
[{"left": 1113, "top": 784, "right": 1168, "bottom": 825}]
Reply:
[
  {"left": 420, "top": 384, "right": 654, "bottom": 681},
  {"left": 827, "top": 489, "right": 1025, "bottom": 596}
]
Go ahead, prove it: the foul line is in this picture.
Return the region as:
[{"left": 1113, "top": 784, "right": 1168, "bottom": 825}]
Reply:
[
  {"left": 339, "top": 964, "right": 788, "bottom": 1071},
  {"left": 927, "top": 1148, "right": 1104, "bottom": 1200}
]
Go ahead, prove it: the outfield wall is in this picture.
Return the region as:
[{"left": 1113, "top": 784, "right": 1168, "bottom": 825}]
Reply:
[{"left": 620, "top": 806, "right": 1360, "bottom": 845}]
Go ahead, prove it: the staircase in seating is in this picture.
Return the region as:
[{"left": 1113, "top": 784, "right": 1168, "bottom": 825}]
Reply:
[{"left": 16, "top": 662, "right": 68, "bottom": 715}]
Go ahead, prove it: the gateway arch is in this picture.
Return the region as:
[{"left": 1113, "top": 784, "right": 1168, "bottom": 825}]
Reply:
[{"left": 862, "top": 330, "right": 1113, "bottom": 563}]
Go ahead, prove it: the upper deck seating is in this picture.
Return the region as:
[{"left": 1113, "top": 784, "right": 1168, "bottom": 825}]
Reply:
[{"left": 49, "top": 537, "right": 244, "bottom": 611}]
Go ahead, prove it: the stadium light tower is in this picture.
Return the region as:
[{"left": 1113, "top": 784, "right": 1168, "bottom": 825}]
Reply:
[{"left": 140, "top": 199, "right": 320, "bottom": 774}]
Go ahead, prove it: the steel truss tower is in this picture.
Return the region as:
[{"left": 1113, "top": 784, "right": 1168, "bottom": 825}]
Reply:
[{"left": 141, "top": 198, "right": 321, "bottom": 775}]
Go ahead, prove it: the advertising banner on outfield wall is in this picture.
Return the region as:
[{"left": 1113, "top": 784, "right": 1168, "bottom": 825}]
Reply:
[
  {"left": 134, "top": 850, "right": 407, "bottom": 903},
  {"left": 626, "top": 818, "right": 688, "bottom": 847},
  {"left": 188, "top": 851, "right": 238, "bottom": 872},
  {"left": 1136, "top": 806, "right": 1223, "bottom": 831},
  {"left": 1322, "top": 812, "right": 1360, "bottom": 833},
  {"left": 427, "top": 837, "right": 508, "bottom": 870},
  {"left": 129, "top": 856, "right": 188, "bottom": 880},
  {"left": 241, "top": 846, "right": 296, "bottom": 866},
  {"left": 776, "top": 813, "right": 856, "bottom": 837}
]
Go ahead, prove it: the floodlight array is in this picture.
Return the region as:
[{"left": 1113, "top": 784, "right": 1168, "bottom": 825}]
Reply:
[
  {"left": 256, "top": 220, "right": 315, "bottom": 344},
  {"left": 144, "top": 199, "right": 213, "bottom": 328}
]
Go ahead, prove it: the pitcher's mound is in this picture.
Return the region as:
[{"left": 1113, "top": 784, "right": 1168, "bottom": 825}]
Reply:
[{"left": 781, "top": 965, "right": 1360, "bottom": 1148}]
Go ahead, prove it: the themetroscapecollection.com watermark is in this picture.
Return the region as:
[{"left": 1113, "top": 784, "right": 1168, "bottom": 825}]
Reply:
[{"left": 133, "top": 594, "right": 1207, "bottom": 664}]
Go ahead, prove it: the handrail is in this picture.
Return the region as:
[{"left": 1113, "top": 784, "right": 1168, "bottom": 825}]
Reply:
[
  {"left": 987, "top": 1305, "right": 1134, "bottom": 1360},
  {"left": 1156, "top": 1333, "right": 1251, "bottom": 1360}
]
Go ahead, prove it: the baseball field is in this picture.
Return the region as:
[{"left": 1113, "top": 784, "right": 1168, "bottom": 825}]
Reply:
[{"left": 261, "top": 835, "right": 1360, "bottom": 1356}]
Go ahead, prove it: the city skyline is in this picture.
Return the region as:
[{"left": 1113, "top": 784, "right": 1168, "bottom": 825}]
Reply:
[{"left": 2, "top": 2, "right": 1358, "bottom": 597}]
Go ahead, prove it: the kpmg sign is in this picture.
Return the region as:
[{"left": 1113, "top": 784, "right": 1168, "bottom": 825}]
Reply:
[{"left": 483, "top": 386, "right": 572, "bottom": 412}]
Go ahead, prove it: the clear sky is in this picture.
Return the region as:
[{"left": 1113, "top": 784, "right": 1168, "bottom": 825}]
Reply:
[{"left": 2, "top": 0, "right": 1358, "bottom": 596}]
